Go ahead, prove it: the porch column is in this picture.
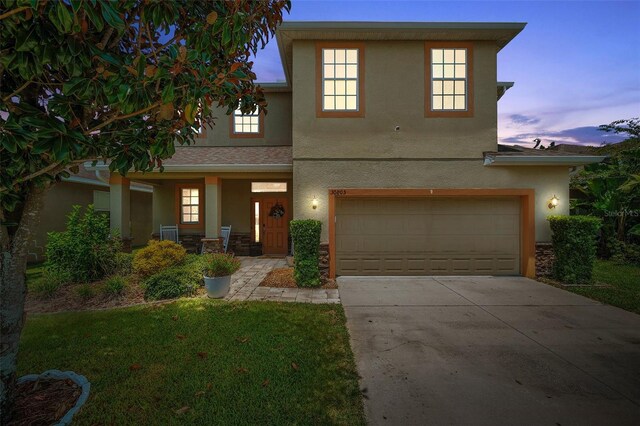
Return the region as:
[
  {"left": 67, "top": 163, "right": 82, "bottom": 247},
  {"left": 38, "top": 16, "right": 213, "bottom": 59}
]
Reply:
[
  {"left": 202, "top": 176, "right": 222, "bottom": 253},
  {"left": 109, "top": 174, "right": 132, "bottom": 251}
]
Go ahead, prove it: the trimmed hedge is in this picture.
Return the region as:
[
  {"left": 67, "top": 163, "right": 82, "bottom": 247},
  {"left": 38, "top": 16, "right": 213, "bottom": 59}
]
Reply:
[
  {"left": 290, "top": 220, "right": 322, "bottom": 287},
  {"left": 142, "top": 254, "right": 204, "bottom": 301},
  {"left": 548, "top": 215, "right": 602, "bottom": 284},
  {"left": 133, "top": 240, "right": 187, "bottom": 278}
]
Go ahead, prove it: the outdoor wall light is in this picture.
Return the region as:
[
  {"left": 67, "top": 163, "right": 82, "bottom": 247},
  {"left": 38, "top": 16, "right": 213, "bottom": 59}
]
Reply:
[
  {"left": 548, "top": 195, "right": 559, "bottom": 209},
  {"left": 312, "top": 196, "right": 318, "bottom": 210}
]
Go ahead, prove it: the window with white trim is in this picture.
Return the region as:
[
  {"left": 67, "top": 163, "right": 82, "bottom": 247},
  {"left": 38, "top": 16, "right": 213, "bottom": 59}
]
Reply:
[
  {"left": 180, "top": 188, "right": 200, "bottom": 224},
  {"left": 233, "top": 107, "right": 260, "bottom": 134},
  {"left": 430, "top": 48, "right": 468, "bottom": 111},
  {"left": 322, "top": 48, "right": 359, "bottom": 111}
]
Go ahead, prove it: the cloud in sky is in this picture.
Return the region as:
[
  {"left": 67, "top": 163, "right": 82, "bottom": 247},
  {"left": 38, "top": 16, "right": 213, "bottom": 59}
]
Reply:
[
  {"left": 508, "top": 114, "right": 541, "bottom": 126},
  {"left": 500, "top": 126, "right": 626, "bottom": 147}
]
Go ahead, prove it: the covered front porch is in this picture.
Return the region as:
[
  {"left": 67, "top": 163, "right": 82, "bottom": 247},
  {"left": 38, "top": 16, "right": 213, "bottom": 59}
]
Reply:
[{"left": 99, "top": 146, "right": 294, "bottom": 254}]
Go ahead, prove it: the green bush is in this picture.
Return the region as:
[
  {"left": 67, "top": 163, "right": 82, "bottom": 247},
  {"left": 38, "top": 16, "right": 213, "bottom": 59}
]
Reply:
[
  {"left": 30, "top": 269, "right": 71, "bottom": 298},
  {"left": 548, "top": 215, "right": 602, "bottom": 284},
  {"left": 133, "top": 240, "right": 187, "bottom": 278},
  {"left": 103, "top": 275, "right": 127, "bottom": 296},
  {"left": 111, "top": 252, "right": 134, "bottom": 276},
  {"left": 203, "top": 253, "right": 241, "bottom": 277},
  {"left": 76, "top": 283, "right": 95, "bottom": 299},
  {"left": 290, "top": 220, "right": 322, "bottom": 287},
  {"left": 46, "top": 205, "right": 121, "bottom": 283},
  {"left": 142, "top": 255, "right": 203, "bottom": 301}
]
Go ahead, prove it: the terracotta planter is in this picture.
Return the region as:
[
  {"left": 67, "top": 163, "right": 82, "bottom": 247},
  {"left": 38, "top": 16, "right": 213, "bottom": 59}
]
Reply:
[{"left": 203, "top": 275, "right": 231, "bottom": 298}]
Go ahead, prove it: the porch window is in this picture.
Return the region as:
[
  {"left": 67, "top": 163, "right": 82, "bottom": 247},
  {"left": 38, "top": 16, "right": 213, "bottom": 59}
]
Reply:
[
  {"left": 180, "top": 188, "right": 199, "bottom": 224},
  {"left": 253, "top": 201, "right": 260, "bottom": 242},
  {"left": 251, "top": 182, "right": 287, "bottom": 193}
]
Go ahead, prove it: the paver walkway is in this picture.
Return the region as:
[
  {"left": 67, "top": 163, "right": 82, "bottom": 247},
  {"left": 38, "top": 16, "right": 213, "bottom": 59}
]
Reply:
[{"left": 224, "top": 257, "right": 339, "bottom": 304}]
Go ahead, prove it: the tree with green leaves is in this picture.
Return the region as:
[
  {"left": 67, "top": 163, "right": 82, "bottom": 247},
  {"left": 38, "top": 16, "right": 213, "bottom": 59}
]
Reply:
[
  {"left": 571, "top": 118, "right": 640, "bottom": 258},
  {"left": 0, "top": 0, "right": 290, "bottom": 418}
]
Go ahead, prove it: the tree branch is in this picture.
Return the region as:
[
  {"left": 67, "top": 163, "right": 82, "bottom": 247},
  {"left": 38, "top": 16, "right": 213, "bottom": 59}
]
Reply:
[
  {"left": 2, "top": 81, "right": 31, "bottom": 103},
  {"left": 0, "top": 6, "right": 28, "bottom": 21},
  {"left": 85, "top": 101, "right": 162, "bottom": 134},
  {"left": 16, "top": 159, "right": 87, "bottom": 184}
]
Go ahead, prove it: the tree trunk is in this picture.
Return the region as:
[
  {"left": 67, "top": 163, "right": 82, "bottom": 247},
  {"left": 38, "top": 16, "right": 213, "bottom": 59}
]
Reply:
[{"left": 0, "top": 183, "right": 48, "bottom": 420}]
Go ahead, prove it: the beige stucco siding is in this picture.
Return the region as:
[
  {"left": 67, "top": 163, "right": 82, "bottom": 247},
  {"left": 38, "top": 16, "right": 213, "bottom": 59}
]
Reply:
[
  {"left": 293, "top": 160, "right": 570, "bottom": 243},
  {"left": 198, "top": 91, "right": 292, "bottom": 147},
  {"left": 291, "top": 40, "right": 498, "bottom": 159},
  {"left": 29, "top": 182, "right": 152, "bottom": 262}
]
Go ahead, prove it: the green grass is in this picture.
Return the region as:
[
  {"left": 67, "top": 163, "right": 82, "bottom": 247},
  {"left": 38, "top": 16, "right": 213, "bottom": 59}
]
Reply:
[
  {"left": 562, "top": 260, "right": 640, "bottom": 314},
  {"left": 18, "top": 300, "right": 365, "bottom": 425}
]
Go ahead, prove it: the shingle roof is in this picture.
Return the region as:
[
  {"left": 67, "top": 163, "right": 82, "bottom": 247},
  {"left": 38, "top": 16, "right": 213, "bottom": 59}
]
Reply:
[
  {"left": 484, "top": 145, "right": 606, "bottom": 166},
  {"left": 163, "top": 146, "right": 292, "bottom": 166}
]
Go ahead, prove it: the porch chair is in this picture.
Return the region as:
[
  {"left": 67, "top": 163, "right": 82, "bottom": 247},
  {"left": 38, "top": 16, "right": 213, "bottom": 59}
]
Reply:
[
  {"left": 200, "top": 225, "right": 232, "bottom": 254},
  {"left": 159, "top": 224, "right": 180, "bottom": 244}
]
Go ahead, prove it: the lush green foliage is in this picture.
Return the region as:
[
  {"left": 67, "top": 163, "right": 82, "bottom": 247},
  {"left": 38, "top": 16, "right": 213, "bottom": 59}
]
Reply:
[
  {"left": 75, "top": 283, "right": 95, "bottom": 299},
  {"left": 548, "top": 215, "right": 602, "bottom": 284},
  {"left": 111, "top": 252, "right": 133, "bottom": 276},
  {"left": 571, "top": 119, "right": 640, "bottom": 257},
  {"left": 1, "top": 0, "right": 291, "bottom": 213},
  {"left": 30, "top": 268, "right": 71, "bottom": 298},
  {"left": 45, "top": 205, "right": 120, "bottom": 283},
  {"left": 132, "top": 239, "right": 186, "bottom": 278},
  {"left": 290, "top": 220, "right": 322, "bottom": 287},
  {"left": 142, "top": 254, "right": 204, "bottom": 300},
  {"left": 548, "top": 260, "right": 640, "bottom": 314},
  {"left": 203, "top": 253, "right": 241, "bottom": 277},
  {"left": 103, "top": 275, "right": 127, "bottom": 297},
  {"left": 17, "top": 300, "right": 365, "bottom": 425}
]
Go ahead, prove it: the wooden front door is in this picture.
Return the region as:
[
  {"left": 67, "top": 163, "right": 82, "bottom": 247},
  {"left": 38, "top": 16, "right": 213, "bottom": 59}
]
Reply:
[{"left": 256, "top": 198, "right": 289, "bottom": 255}]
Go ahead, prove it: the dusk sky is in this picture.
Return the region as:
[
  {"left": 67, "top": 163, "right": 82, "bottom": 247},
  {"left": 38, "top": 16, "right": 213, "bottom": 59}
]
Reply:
[{"left": 251, "top": 0, "right": 640, "bottom": 147}]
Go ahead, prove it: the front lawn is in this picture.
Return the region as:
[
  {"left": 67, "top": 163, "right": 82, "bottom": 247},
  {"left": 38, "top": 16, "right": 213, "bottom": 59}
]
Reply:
[
  {"left": 18, "top": 300, "right": 365, "bottom": 425},
  {"left": 556, "top": 260, "right": 640, "bottom": 314}
]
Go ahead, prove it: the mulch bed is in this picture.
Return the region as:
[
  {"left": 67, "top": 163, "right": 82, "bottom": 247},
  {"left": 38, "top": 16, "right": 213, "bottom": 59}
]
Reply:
[
  {"left": 8, "top": 379, "right": 82, "bottom": 426},
  {"left": 25, "top": 280, "right": 146, "bottom": 314},
  {"left": 259, "top": 268, "right": 337, "bottom": 289}
]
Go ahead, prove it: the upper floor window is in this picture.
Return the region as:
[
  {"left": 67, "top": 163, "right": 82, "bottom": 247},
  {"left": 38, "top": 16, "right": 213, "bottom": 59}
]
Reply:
[
  {"left": 230, "top": 106, "right": 264, "bottom": 138},
  {"left": 425, "top": 42, "right": 474, "bottom": 118},
  {"left": 316, "top": 42, "right": 365, "bottom": 118}
]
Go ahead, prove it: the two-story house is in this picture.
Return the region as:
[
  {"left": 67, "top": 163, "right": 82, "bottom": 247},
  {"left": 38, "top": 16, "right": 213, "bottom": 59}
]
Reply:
[{"left": 91, "top": 22, "right": 605, "bottom": 279}]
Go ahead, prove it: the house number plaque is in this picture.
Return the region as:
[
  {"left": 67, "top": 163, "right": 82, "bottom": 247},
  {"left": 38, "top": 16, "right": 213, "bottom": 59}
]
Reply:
[{"left": 330, "top": 189, "right": 347, "bottom": 196}]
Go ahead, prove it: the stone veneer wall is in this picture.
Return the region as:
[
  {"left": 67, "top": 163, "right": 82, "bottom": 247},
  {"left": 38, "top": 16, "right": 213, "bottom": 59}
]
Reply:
[
  {"left": 319, "top": 243, "right": 329, "bottom": 279},
  {"left": 228, "top": 233, "right": 251, "bottom": 256},
  {"left": 151, "top": 232, "right": 251, "bottom": 255},
  {"left": 536, "top": 242, "right": 554, "bottom": 278}
]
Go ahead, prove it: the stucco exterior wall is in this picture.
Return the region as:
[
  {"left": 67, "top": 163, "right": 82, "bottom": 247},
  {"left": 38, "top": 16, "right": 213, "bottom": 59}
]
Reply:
[
  {"left": 198, "top": 91, "right": 292, "bottom": 147},
  {"left": 291, "top": 40, "right": 498, "bottom": 159},
  {"left": 29, "top": 182, "right": 152, "bottom": 262},
  {"left": 293, "top": 160, "right": 570, "bottom": 243},
  {"left": 151, "top": 178, "right": 293, "bottom": 236}
]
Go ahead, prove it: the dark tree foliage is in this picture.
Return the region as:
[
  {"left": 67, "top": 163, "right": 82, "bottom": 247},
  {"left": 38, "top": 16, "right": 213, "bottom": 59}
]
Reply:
[{"left": 0, "top": 0, "right": 290, "bottom": 418}]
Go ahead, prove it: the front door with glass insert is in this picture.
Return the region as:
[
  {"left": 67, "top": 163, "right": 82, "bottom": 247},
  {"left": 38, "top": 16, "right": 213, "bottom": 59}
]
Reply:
[{"left": 252, "top": 197, "right": 289, "bottom": 255}]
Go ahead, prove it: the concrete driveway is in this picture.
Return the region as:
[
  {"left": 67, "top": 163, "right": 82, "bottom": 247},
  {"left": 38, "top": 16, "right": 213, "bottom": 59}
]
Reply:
[{"left": 340, "top": 276, "right": 640, "bottom": 425}]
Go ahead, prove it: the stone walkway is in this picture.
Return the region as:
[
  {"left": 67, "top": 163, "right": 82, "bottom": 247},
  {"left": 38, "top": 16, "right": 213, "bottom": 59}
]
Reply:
[{"left": 224, "top": 257, "right": 340, "bottom": 304}]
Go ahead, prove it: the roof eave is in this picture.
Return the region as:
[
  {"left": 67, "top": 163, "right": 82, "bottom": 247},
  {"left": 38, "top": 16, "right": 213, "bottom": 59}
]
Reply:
[
  {"left": 84, "top": 162, "right": 293, "bottom": 173},
  {"left": 483, "top": 155, "right": 607, "bottom": 166}
]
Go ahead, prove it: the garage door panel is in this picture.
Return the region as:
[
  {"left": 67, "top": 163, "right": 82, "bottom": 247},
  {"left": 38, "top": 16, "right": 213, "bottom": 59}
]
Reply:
[{"left": 336, "top": 197, "right": 520, "bottom": 276}]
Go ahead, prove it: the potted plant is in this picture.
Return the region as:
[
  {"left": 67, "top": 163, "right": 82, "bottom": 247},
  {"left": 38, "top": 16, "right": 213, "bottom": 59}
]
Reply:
[{"left": 203, "top": 253, "right": 241, "bottom": 298}]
